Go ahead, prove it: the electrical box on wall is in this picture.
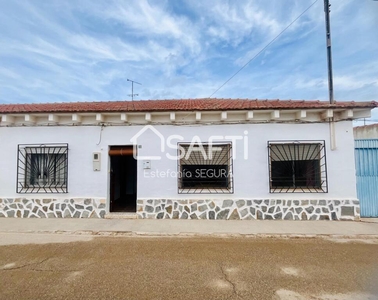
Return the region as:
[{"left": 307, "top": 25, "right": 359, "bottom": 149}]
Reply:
[{"left": 93, "top": 152, "right": 101, "bottom": 171}]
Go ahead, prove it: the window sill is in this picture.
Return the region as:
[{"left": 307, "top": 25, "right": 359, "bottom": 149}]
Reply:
[
  {"left": 270, "top": 187, "right": 327, "bottom": 193},
  {"left": 178, "top": 187, "right": 233, "bottom": 194}
]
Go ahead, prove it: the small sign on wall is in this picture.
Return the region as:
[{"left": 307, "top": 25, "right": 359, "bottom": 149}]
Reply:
[{"left": 143, "top": 160, "right": 151, "bottom": 169}]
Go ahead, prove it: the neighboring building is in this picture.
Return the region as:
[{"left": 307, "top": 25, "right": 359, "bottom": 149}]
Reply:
[
  {"left": 354, "top": 123, "right": 378, "bottom": 139},
  {"left": 0, "top": 98, "right": 377, "bottom": 220},
  {"left": 354, "top": 124, "right": 378, "bottom": 218}
]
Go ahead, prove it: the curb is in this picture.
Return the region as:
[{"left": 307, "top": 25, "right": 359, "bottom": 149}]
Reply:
[{"left": 1, "top": 230, "right": 378, "bottom": 240}]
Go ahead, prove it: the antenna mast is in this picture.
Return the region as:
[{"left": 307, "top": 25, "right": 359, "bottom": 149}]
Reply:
[{"left": 127, "top": 79, "right": 142, "bottom": 101}]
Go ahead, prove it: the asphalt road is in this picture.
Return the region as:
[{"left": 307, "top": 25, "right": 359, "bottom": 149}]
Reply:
[{"left": 0, "top": 234, "right": 378, "bottom": 300}]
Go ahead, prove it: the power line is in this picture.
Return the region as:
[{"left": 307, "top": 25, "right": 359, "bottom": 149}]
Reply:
[{"left": 208, "top": 0, "right": 320, "bottom": 98}]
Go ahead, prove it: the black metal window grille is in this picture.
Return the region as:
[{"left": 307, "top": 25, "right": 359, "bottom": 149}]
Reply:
[
  {"left": 17, "top": 144, "right": 68, "bottom": 193},
  {"left": 268, "top": 141, "right": 328, "bottom": 193},
  {"left": 178, "top": 143, "right": 233, "bottom": 194}
]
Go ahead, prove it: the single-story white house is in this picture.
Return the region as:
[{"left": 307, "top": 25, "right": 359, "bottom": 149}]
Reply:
[{"left": 0, "top": 98, "right": 377, "bottom": 220}]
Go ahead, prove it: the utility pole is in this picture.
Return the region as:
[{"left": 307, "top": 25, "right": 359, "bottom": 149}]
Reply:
[
  {"left": 324, "top": 0, "right": 336, "bottom": 150},
  {"left": 127, "top": 79, "right": 141, "bottom": 101},
  {"left": 324, "top": 0, "right": 334, "bottom": 104}
]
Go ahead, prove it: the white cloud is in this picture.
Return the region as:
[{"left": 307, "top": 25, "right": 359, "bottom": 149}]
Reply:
[
  {"left": 334, "top": 75, "right": 378, "bottom": 91},
  {"left": 0, "top": 68, "right": 20, "bottom": 80},
  {"left": 88, "top": 0, "right": 201, "bottom": 54}
]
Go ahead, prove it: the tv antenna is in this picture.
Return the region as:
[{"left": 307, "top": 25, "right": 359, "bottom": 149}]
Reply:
[{"left": 127, "top": 79, "right": 141, "bottom": 101}]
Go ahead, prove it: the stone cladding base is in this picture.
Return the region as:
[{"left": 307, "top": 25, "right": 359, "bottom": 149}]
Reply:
[
  {"left": 0, "top": 198, "right": 360, "bottom": 220},
  {"left": 136, "top": 199, "right": 360, "bottom": 221}
]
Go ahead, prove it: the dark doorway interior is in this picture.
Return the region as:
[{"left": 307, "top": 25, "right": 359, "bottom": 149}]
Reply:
[{"left": 110, "top": 149, "right": 137, "bottom": 213}]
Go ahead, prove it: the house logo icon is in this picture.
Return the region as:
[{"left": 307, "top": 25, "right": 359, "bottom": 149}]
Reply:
[{"left": 130, "top": 125, "right": 165, "bottom": 160}]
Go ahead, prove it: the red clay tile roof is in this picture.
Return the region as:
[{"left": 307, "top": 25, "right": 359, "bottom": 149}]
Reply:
[{"left": 0, "top": 99, "right": 377, "bottom": 114}]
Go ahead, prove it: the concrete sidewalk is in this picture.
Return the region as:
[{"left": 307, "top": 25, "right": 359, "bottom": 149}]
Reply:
[{"left": 1, "top": 218, "right": 378, "bottom": 238}]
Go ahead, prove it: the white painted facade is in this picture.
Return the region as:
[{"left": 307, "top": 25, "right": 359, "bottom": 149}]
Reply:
[
  {"left": 3, "top": 98, "right": 374, "bottom": 220},
  {"left": 0, "top": 121, "right": 357, "bottom": 204}
]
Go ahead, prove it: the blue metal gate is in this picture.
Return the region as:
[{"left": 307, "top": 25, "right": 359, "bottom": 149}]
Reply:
[{"left": 355, "top": 139, "right": 378, "bottom": 217}]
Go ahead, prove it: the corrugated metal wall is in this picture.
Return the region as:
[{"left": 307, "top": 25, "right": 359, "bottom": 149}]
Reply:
[{"left": 355, "top": 139, "right": 378, "bottom": 217}]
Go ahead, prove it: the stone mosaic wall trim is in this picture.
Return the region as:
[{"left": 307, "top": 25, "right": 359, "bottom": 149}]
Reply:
[
  {"left": 0, "top": 198, "right": 360, "bottom": 220},
  {"left": 137, "top": 199, "right": 360, "bottom": 221},
  {"left": 0, "top": 198, "right": 106, "bottom": 218}
]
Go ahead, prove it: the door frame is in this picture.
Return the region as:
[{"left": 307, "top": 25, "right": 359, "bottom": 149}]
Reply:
[{"left": 107, "top": 145, "right": 137, "bottom": 214}]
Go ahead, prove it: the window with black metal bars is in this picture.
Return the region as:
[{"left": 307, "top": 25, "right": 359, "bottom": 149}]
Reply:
[
  {"left": 178, "top": 143, "right": 233, "bottom": 194},
  {"left": 17, "top": 144, "right": 68, "bottom": 193},
  {"left": 268, "top": 141, "right": 328, "bottom": 193}
]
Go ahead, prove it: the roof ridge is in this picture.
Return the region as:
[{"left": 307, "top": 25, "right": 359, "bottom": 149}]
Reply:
[{"left": 0, "top": 98, "right": 350, "bottom": 106}]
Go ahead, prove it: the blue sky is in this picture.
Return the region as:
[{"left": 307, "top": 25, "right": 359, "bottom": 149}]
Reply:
[{"left": 0, "top": 0, "right": 377, "bottom": 122}]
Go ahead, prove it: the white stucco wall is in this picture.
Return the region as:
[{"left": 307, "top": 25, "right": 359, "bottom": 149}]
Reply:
[{"left": 0, "top": 121, "right": 357, "bottom": 202}]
